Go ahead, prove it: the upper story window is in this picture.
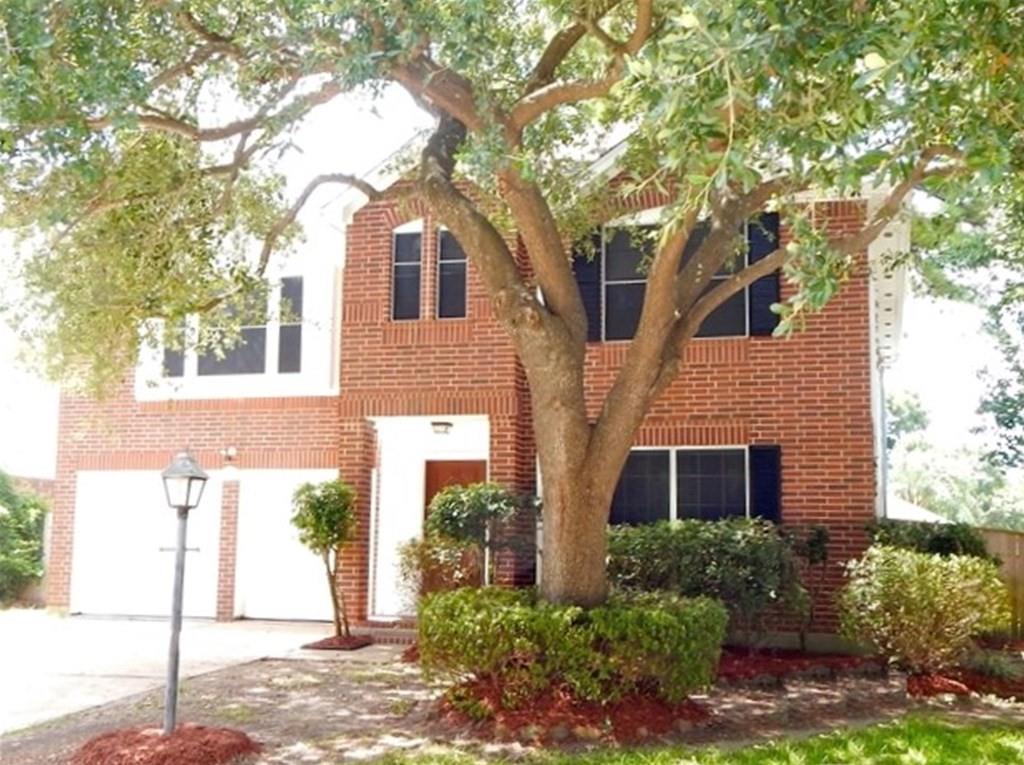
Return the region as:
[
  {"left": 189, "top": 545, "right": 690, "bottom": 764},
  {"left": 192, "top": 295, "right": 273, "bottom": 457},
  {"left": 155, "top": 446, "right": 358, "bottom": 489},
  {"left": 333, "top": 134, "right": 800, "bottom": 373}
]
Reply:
[
  {"left": 161, "top": 277, "right": 304, "bottom": 378},
  {"left": 572, "top": 212, "right": 781, "bottom": 342},
  {"left": 392, "top": 225, "right": 422, "bottom": 320},
  {"left": 437, "top": 230, "right": 467, "bottom": 319}
]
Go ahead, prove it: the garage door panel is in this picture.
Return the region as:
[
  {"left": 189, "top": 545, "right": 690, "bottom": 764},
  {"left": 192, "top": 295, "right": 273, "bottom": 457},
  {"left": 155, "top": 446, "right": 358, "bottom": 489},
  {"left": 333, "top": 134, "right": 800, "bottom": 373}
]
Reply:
[
  {"left": 235, "top": 470, "right": 337, "bottom": 621},
  {"left": 70, "top": 471, "right": 221, "bottom": 618}
]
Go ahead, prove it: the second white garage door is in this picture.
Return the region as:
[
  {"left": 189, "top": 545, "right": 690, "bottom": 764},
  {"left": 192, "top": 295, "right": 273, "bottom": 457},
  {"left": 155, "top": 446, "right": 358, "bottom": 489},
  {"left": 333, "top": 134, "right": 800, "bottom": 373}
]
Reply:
[
  {"left": 234, "top": 469, "right": 338, "bottom": 621},
  {"left": 69, "top": 470, "right": 222, "bottom": 618}
]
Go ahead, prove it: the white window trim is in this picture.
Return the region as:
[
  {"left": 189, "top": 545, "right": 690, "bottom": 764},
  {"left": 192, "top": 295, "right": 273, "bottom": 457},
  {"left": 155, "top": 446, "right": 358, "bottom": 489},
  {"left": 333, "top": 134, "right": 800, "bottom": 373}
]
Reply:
[
  {"left": 435, "top": 227, "right": 468, "bottom": 320},
  {"left": 600, "top": 220, "right": 751, "bottom": 342},
  {"left": 135, "top": 271, "right": 339, "bottom": 401},
  {"left": 622, "top": 445, "right": 751, "bottom": 521}
]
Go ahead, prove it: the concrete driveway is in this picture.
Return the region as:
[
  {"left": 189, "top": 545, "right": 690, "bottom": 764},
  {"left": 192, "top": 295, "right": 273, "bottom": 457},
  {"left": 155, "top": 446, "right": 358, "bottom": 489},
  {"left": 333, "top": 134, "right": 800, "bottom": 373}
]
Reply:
[{"left": 0, "top": 609, "right": 333, "bottom": 735}]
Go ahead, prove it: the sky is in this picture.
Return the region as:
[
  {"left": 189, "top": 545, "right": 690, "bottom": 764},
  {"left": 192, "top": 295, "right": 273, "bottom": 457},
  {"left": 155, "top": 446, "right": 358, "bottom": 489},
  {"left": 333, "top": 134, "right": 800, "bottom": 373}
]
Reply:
[{"left": 0, "top": 87, "right": 1003, "bottom": 480}]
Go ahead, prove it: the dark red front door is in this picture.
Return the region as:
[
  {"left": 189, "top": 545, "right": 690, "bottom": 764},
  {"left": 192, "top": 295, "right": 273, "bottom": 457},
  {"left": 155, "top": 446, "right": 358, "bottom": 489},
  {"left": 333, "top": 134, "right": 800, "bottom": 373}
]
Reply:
[{"left": 424, "top": 460, "right": 487, "bottom": 514}]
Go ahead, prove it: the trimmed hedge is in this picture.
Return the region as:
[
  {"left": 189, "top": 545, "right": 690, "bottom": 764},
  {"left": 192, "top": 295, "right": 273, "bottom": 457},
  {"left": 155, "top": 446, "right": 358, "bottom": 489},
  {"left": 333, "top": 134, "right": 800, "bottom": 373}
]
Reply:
[
  {"left": 419, "top": 587, "right": 727, "bottom": 709},
  {"left": 839, "top": 545, "right": 1011, "bottom": 673},
  {"left": 866, "top": 519, "right": 995, "bottom": 562},
  {"left": 608, "top": 519, "right": 807, "bottom": 640}
]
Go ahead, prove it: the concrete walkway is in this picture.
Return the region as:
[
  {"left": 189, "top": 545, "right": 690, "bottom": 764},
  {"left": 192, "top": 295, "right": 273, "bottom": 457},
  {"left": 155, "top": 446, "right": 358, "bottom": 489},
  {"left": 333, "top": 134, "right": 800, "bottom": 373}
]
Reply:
[{"left": 0, "top": 609, "right": 345, "bottom": 735}]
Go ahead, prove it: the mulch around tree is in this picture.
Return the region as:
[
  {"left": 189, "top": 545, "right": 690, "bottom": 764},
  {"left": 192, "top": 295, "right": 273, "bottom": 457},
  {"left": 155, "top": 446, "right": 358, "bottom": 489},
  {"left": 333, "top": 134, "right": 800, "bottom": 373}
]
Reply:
[
  {"left": 301, "top": 634, "right": 374, "bottom": 651},
  {"left": 716, "top": 647, "right": 885, "bottom": 685},
  {"left": 440, "top": 681, "right": 710, "bottom": 744},
  {"left": 70, "top": 724, "right": 260, "bottom": 765}
]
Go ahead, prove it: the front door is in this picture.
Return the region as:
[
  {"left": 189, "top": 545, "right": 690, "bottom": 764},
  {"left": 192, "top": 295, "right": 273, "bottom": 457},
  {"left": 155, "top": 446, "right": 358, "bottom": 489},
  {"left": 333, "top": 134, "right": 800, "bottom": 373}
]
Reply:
[
  {"left": 423, "top": 460, "right": 488, "bottom": 594},
  {"left": 424, "top": 460, "right": 488, "bottom": 514}
]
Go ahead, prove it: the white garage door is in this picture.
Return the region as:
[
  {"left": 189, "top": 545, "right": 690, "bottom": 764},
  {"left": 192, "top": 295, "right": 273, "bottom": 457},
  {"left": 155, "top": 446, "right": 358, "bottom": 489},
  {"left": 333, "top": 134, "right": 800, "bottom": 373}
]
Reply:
[
  {"left": 234, "top": 470, "right": 338, "bottom": 621},
  {"left": 69, "top": 470, "right": 222, "bottom": 618}
]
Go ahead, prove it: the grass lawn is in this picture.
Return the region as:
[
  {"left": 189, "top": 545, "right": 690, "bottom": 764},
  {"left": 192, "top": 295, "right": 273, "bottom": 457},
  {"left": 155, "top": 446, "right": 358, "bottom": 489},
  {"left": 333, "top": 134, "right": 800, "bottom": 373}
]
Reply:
[{"left": 384, "top": 715, "right": 1024, "bottom": 765}]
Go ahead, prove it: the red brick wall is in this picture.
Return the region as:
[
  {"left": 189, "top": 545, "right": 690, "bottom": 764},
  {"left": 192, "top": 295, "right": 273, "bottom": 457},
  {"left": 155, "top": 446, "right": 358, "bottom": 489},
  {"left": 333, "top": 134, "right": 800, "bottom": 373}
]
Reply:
[
  {"left": 46, "top": 382, "right": 341, "bottom": 612},
  {"left": 48, "top": 191, "right": 876, "bottom": 634}
]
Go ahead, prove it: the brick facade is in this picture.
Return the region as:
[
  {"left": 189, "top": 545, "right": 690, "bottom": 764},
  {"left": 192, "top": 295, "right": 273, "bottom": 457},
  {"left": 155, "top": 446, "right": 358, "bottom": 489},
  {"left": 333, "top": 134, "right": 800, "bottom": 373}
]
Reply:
[{"left": 46, "top": 191, "right": 878, "bottom": 634}]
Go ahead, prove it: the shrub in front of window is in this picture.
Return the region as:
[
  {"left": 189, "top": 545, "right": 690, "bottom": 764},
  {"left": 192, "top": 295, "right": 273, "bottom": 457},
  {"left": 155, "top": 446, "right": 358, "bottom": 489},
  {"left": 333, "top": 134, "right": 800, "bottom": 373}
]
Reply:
[
  {"left": 866, "top": 519, "right": 995, "bottom": 562},
  {"left": 607, "top": 518, "right": 808, "bottom": 644},
  {"left": 291, "top": 479, "right": 357, "bottom": 639},
  {"left": 0, "top": 471, "right": 48, "bottom": 603},
  {"left": 418, "top": 587, "right": 727, "bottom": 712},
  {"left": 838, "top": 545, "right": 1011, "bottom": 674}
]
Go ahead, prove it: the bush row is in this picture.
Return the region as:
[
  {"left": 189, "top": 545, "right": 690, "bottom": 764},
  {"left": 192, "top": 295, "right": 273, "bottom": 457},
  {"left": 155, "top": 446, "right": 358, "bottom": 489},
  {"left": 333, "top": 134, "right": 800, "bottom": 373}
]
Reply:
[{"left": 419, "top": 586, "right": 727, "bottom": 710}]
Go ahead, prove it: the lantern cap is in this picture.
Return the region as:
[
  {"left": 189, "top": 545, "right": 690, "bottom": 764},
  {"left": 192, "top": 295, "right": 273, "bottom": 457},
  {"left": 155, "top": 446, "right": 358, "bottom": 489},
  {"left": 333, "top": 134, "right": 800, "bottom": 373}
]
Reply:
[{"left": 162, "top": 451, "right": 209, "bottom": 483}]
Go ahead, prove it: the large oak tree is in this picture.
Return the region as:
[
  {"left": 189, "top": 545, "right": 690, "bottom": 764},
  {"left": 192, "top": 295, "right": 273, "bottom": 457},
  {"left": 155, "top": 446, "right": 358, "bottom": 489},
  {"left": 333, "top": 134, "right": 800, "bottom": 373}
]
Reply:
[{"left": 3, "top": 1, "right": 1024, "bottom": 605}]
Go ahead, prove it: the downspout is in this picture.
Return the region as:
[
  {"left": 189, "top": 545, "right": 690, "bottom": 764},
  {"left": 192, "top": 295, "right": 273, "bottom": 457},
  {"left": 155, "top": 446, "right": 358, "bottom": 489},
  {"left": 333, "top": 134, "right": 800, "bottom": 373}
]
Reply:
[{"left": 878, "top": 361, "right": 889, "bottom": 520}]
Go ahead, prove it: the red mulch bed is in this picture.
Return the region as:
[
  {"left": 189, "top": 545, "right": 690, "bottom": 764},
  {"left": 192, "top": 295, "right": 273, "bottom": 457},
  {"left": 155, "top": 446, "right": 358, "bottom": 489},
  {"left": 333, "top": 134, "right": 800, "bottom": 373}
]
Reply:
[
  {"left": 400, "top": 643, "right": 420, "bottom": 663},
  {"left": 70, "top": 724, "right": 260, "bottom": 765},
  {"left": 301, "top": 634, "right": 374, "bottom": 651},
  {"left": 717, "top": 647, "right": 883, "bottom": 682},
  {"left": 906, "top": 674, "right": 971, "bottom": 697},
  {"left": 952, "top": 669, "right": 1024, "bottom": 700},
  {"left": 440, "top": 681, "right": 709, "bottom": 743}
]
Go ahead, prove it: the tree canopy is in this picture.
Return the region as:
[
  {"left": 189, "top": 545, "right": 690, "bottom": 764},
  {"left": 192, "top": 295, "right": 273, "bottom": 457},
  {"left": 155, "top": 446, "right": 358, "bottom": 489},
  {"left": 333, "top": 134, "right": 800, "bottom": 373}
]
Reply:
[
  {"left": 3, "top": 1, "right": 1023, "bottom": 393},
  {"left": 6, "top": 1, "right": 1024, "bottom": 603}
]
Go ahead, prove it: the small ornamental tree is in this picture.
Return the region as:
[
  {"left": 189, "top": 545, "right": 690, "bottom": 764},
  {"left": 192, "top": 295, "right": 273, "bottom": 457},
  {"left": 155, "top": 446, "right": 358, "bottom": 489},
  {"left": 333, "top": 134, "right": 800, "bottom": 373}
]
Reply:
[
  {"left": 0, "top": 470, "right": 48, "bottom": 603},
  {"left": 291, "top": 479, "right": 357, "bottom": 639}
]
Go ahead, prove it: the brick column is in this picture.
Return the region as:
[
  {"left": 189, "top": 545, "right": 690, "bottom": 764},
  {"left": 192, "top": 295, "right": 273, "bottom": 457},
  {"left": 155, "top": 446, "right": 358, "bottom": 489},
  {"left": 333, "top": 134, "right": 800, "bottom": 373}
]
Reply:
[
  {"left": 338, "top": 418, "right": 377, "bottom": 623},
  {"left": 216, "top": 478, "right": 239, "bottom": 621}
]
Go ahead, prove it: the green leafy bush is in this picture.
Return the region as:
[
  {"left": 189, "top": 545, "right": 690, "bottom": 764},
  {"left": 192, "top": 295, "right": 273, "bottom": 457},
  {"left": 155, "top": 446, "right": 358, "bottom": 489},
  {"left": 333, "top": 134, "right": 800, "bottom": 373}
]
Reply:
[
  {"left": 962, "top": 649, "right": 1024, "bottom": 681},
  {"left": 866, "top": 519, "right": 995, "bottom": 561},
  {"left": 839, "top": 546, "right": 1011, "bottom": 674},
  {"left": 425, "top": 482, "right": 527, "bottom": 546},
  {"left": 397, "top": 535, "right": 483, "bottom": 606},
  {"left": 608, "top": 518, "right": 807, "bottom": 642},
  {"left": 291, "top": 479, "right": 357, "bottom": 638},
  {"left": 419, "top": 586, "right": 727, "bottom": 710},
  {"left": 0, "top": 471, "right": 48, "bottom": 603}
]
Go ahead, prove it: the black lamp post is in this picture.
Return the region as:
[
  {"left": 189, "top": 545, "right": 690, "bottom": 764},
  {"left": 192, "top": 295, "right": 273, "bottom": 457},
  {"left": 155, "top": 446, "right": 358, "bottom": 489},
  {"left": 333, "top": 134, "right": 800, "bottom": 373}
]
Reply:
[{"left": 160, "top": 451, "right": 208, "bottom": 735}]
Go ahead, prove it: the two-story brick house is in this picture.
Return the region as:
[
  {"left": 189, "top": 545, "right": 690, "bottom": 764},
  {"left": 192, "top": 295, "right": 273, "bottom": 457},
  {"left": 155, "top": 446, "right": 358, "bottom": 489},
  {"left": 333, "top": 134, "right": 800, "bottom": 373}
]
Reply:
[{"left": 44, "top": 169, "right": 907, "bottom": 637}]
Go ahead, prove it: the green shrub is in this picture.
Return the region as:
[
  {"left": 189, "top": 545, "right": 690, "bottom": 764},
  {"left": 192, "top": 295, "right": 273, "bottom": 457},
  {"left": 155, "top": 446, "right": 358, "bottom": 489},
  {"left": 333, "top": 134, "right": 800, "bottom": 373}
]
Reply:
[
  {"left": 962, "top": 649, "right": 1024, "bottom": 681},
  {"left": 839, "top": 546, "right": 1011, "bottom": 674},
  {"left": 418, "top": 586, "right": 727, "bottom": 709},
  {"left": 0, "top": 472, "right": 48, "bottom": 603},
  {"left": 608, "top": 518, "right": 807, "bottom": 642},
  {"left": 397, "top": 535, "right": 483, "bottom": 606},
  {"left": 425, "top": 482, "right": 527, "bottom": 546},
  {"left": 866, "top": 519, "right": 995, "bottom": 561}
]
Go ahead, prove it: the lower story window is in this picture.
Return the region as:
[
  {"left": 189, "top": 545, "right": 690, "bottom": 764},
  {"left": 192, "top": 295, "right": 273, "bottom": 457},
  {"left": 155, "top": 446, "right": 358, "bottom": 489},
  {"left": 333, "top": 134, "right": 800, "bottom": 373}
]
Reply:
[{"left": 610, "top": 447, "right": 748, "bottom": 524}]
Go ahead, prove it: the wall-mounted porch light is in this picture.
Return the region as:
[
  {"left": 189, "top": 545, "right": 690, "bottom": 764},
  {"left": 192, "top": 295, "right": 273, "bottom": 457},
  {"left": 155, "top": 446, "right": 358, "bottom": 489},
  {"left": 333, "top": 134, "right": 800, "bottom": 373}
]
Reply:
[{"left": 431, "top": 420, "right": 453, "bottom": 435}]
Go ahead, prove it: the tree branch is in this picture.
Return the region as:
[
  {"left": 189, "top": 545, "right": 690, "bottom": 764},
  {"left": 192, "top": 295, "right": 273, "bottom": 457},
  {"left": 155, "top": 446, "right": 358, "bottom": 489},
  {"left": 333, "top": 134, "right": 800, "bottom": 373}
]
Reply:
[
  {"left": 523, "top": 1, "right": 623, "bottom": 94},
  {"left": 255, "top": 171, "right": 389, "bottom": 275},
  {"left": 510, "top": 0, "right": 653, "bottom": 130}
]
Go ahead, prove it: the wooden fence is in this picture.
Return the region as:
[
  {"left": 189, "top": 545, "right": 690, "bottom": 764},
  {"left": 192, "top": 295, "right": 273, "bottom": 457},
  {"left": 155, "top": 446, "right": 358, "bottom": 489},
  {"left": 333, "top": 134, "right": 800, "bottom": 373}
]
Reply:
[{"left": 981, "top": 528, "right": 1024, "bottom": 640}]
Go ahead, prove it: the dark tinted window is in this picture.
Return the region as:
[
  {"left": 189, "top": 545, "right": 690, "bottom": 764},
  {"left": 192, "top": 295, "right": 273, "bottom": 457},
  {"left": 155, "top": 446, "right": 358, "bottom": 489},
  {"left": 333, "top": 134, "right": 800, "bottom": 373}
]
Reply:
[
  {"left": 438, "top": 231, "right": 467, "bottom": 318},
  {"left": 278, "top": 276, "right": 303, "bottom": 374},
  {"left": 698, "top": 289, "right": 746, "bottom": 337},
  {"left": 197, "top": 327, "right": 267, "bottom": 375},
  {"left": 610, "top": 450, "right": 671, "bottom": 525},
  {"left": 676, "top": 449, "right": 746, "bottom": 520},
  {"left": 393, "top": 232, "right": 422, "bottom": 320},
  {"left": 604, "top": 281, "right": 645, "bottom": 340},
  {"left": 163, "top": 321, "right": 185, "bottom": 378}
]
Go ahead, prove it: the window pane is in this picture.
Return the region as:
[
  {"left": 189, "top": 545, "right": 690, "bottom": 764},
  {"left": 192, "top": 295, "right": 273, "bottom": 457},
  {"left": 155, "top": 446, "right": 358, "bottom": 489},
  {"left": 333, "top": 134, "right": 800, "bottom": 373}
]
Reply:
[
  {"left": 163, "top": 347, "right": 184, "bottom": 378},
  {"left": 605, "top": 228, "right": 652, "bottom": 281},
  {"left": 393, "top": 265, "right": 421, "bottom": 320},
  {"left": 680, "top": 221, "right": 709, "bottom": 269},
  {"left": 280, "top": 276, "right": 303, "bottom": 321},
  {"left": 278, "top": 324, "right": 302, "bottom": 373},
  {"left": 439, "top": 230, "right": 466, "bottom": 261},
  {"left": 438, "top": 261, "right": 467, "bottom": 318},
  {"left": 605, "top": 282, "right": 645, "bottom": 340},
  {"left": 197, "top": 327, "right": 267, "bottom": 375},
  {"left": 611, "top": 450, "right": 671, "bottom": 525},
  {"left": 394, "top": 232, "right": 422, "bottom": 263},
  {"left": 677, "top": 449, "right": 746, "bottom": 520},
  {"left": 697, "top": 288, "right": 746, "bottom": 337}
]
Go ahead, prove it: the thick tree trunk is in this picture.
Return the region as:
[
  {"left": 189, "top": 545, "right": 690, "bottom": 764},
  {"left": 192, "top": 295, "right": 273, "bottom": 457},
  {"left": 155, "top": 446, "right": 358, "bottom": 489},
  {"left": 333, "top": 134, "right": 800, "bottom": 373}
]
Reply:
[{"left": 538, "top": 473, "right": 612, "bottom": 606}]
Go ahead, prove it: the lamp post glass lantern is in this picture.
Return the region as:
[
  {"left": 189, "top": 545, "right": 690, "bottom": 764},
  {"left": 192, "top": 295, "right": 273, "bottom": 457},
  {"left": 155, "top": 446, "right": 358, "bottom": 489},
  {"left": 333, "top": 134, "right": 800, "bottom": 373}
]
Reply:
[{"left": 160, "top": 451, "right": 208, "bottom": 735}]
